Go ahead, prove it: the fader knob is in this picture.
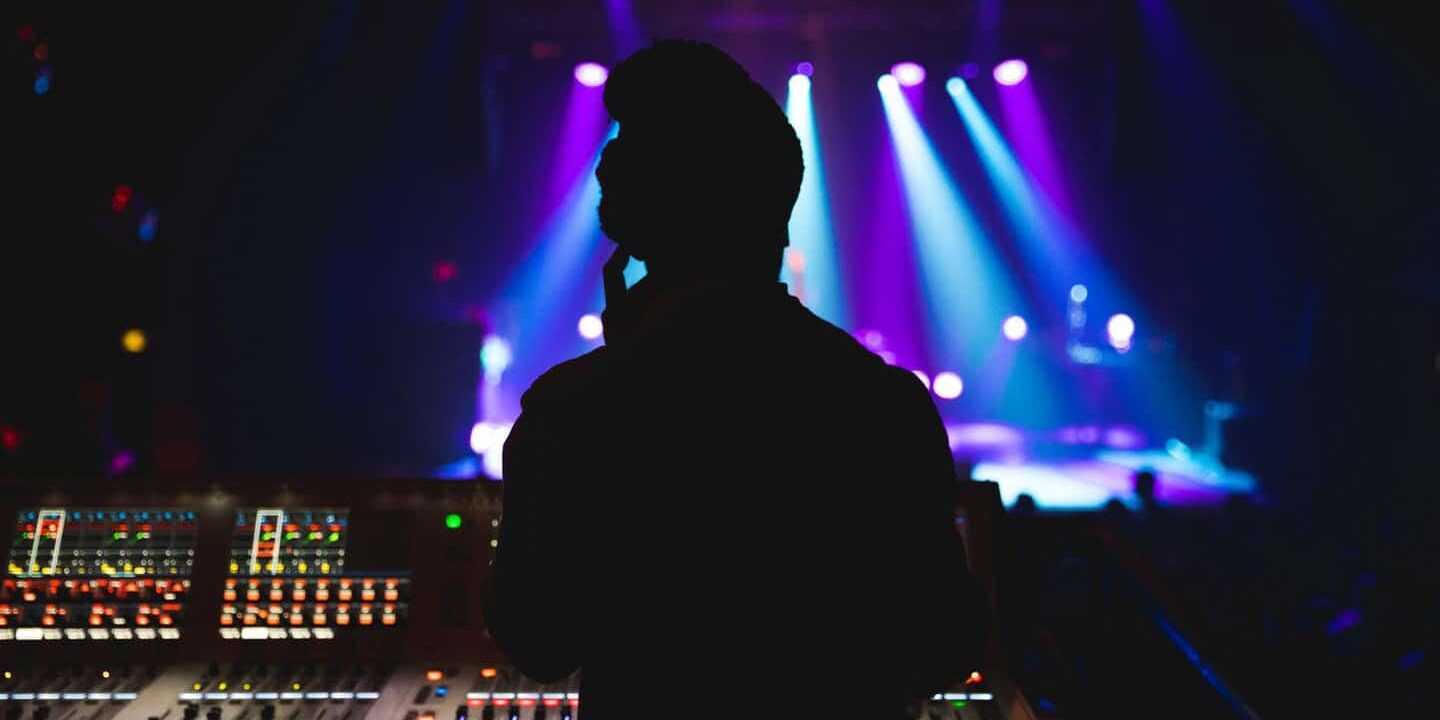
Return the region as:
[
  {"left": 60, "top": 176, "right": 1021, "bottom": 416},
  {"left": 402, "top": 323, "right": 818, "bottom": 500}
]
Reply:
[
  {"left": 206, "top": 707, "right": 222, "bottom": 720},
  {"left": 182, "top": 705, "right": 199, "bottom": 720},
  {"left": 4, "top": 707, "right": 20, "bottom": 720},
  {"left": 533, "top": 705, "right": 546, "bottom": 720},
  {"left": 561, "top": 705, "right": 574, "bottom": 720},
  {"left": 480, "top": 705, "right": 494, "bottom": 720},
  {"left": 454, "top": 706, "right": 468, "bottom": 720},
  {"left": 30, "top": 707, "right": 49, "bottom": 720},
  {"left": 260, "top": 705, "right": 276, "bottom": 720}
]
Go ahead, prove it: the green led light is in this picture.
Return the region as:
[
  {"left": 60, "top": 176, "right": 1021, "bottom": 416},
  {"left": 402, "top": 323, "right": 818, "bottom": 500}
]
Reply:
[
  {"left": 444, "top": 513, "right": 463, "bottom": 530},
  {"left": 951, "top": 701, "right": 968, "bottom": 708},
  {"left": 327, "top": 532, "right": 340, "bottom": 542}
]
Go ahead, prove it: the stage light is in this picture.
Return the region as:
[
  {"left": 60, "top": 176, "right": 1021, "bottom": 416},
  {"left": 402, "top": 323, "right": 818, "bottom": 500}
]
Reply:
[
  {"left": 577, "top": 313, "right": 603, "bottom": 340},
  {"left": 788, "top": 73, "right": 810, "bottom": 93},
  {"left": 1069, "top": 284, "right": 1088, "bottom": 303},
  {"left": 1002, "top": 315, "right": 1029, "bottom": 341},
  {"left": 573, "top": 62, "right": 609, "bottom": 87},
  {"left": 122, "top": 329, "right": 146, "bottom": 354},
  {"left": 993, "top": 59, "right": 1029, "bottom": 86},
  {"left": 891, "top": 62, "right": 926, "bottom": 87},
  {"left": 795, "top": 61, "right": 814, "bottom": 77},
  {"left": 1106, "top": 313, "right": 1135, "bottom": 349},
  {"left": 933, "top": 372, "right": 964, "bottom": 400},
  {"left": 139, "top": 210, "right": 158, "bottom": 243},
  {"left": 111, "top": 185, "right": 132, "bottom": 213},
  {"left": 480, "top": 335, "right": 512, "bottom": 379},
  {"left": 109, "top": 450, "right": 135, "bottom": 476},
  {"left": 1, "top": 426, "right": 19, "bottom": 451},
  {"left": 469, "top": 423, "right": 498, "bottom": 454}
]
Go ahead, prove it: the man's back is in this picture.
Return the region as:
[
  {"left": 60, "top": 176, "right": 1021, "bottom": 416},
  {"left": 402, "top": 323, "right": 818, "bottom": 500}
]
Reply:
[{"left": 489, "top": 280, "right": 987, "bottom": 718}]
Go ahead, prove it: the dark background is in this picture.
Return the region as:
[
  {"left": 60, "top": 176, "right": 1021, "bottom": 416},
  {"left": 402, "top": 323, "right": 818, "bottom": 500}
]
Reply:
[
  {"left": 3, "top": 0, "right": 1432, "bottom": 498},
  {"left": 0, "top": 1, "right": 1435, "bottom": 715}
]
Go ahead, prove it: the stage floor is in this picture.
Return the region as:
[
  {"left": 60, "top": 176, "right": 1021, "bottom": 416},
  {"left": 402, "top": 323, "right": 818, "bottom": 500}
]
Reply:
[{"left": 947, "top": 422, "right": 1259, "bottom": 511}]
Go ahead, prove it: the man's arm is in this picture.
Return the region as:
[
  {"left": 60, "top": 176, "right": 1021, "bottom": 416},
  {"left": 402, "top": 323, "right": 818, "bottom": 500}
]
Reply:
[
  {"left": 484, "top": 406, "right": 584, "bottom": 682},
  {"left": 885, "top": 369, "right": 991, "bottom": 696}
]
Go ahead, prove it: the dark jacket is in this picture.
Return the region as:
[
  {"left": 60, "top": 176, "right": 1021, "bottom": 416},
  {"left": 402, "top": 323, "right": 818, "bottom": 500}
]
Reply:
[{"left": 487, "top": 277, "right": 988, "bottom": 719}]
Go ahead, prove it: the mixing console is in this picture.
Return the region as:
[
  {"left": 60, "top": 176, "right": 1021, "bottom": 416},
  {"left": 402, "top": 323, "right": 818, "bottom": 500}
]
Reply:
[
  {"left": 0, "top": 663, "right": 1006, "bottom": 720},
  {"left": 0, "top": 478, "right": 1033, "bottom": 720},
  {"left": 4, "top": 509, "right": 196, "bottom": 641}
]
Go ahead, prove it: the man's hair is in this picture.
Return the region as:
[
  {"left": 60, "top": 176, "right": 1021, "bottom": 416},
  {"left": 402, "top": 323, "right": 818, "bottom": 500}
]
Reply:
[{"left": 601, "top": 40, "right": 804, "bottom": 265}]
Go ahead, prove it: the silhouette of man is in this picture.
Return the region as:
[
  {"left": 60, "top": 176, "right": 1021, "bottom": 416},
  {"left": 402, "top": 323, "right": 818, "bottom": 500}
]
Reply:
[{"left": 487, "top": 40, "right": 988, "bottom": 719}]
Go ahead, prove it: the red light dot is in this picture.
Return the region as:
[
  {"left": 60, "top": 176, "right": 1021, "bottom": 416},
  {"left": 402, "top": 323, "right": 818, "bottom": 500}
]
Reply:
[
  {"left": 432, "top": 261, "right": 457, "bottom": 283},
  {"left": 112, "top": 185, "right": 132, "bottom": 213},
  {"left": 17, "top": 24, "right": 36, "bottom": 42},
  {"left": 33, "top": 43, "right": 47, "bottom": 61},
  {"left": 0, "top": 426, "right": 19, "bottom": 451}
]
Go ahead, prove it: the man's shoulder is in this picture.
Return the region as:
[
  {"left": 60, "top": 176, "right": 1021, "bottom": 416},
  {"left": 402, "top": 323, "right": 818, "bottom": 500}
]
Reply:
[
  {"left": 789, "top": 307, "right": 927, "bottom": 392},
  {"left": 520, "top": 347, "right": 613, "bottom": 412}
]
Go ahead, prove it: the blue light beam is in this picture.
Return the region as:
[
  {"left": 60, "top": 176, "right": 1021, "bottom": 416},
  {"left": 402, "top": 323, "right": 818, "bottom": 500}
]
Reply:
[
  {"left": 944, "top": 77, "right": 1122, "bottom": 316},
  {"left": 878, "top": 74, "right": 1025, "bottom": 368},
  {"left": 784, "top": 74, "right": 849, "bottom": 328}
]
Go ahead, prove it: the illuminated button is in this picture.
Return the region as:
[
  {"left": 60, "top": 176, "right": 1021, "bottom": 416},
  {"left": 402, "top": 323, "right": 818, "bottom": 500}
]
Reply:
[
  {"left": 966, "top": 670, "right": 983, "bottom": 685},
  {"left": 480, "top": 668, "right": 497, "bottom": 679},
  {"left": 425, "top": 670, "right": 444, "bottom": 682}
]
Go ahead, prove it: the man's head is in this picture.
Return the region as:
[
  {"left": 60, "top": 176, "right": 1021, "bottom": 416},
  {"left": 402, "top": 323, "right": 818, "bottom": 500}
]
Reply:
[{"left": 596, "top": 40, "right": 804, "bottom": 279}]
